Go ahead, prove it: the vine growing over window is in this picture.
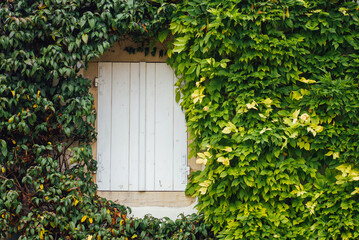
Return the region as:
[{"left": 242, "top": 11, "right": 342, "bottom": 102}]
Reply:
[
  {"left": 2, "top": 0, "right": 359, "bottom": 239},
  {"left": 0, "top": 1, "right": 215, "bottom": 239},
  {"left": 168, "top": 0, "right": 359, "bottom": 239}
]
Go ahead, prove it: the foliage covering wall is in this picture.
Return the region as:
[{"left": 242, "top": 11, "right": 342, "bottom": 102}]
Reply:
[
  {"left": 1, "top": 0, "right": 359, "bottom": 239},
  {"left": 168, "top": 0, "right": 359, "bottom": 239},
  {"left": 0, "top": 0, "right": 216, "bottom": 239}
]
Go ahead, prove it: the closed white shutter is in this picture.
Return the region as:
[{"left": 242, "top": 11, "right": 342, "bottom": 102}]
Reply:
[{"left": 97, "top": 62, "right": 188, "bottom": 191}]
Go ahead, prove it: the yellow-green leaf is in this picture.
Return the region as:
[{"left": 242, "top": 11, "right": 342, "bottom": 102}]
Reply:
[
  {"left": 222, "top": 127, "right": 231, "bottom": 134},
  {"left": 298, "top": 77, "right": 316, "bottom": 84},
  {"left": 293, "top": 109, "right": 301, "bottom": 118},
  {"left": 196, "top": 158, "right": 207, "bottom": 165},
  {"left": 82, "top": 34, "right": 88, "bottom": 44},
  {"left": 291, "top": 91, "right": 303, "bottom": 100},
  {"left": 39, "top": 229, "right": 45, "bottom": 240},
  {"left": 246, "top": 100, "right": 258, "bottom": 110},
  {"left": 81, "top": 215, "right": 87, "bottom": 222},
  {"left": 262, "top": 98, "right": 273, "bottom": 106},
  {"left": 325, "top": 151, "right": 333, "bottom": 156},
  {"left": 223, "top": 146, "right": 232, "bottom": 152},
  {"left": 217, "top": 157, "right": 230, "bottom": 166}
]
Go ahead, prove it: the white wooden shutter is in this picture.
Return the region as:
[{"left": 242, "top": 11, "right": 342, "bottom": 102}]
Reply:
[{"left": 97, "top": 62, "right": 188, "bottom": 191}]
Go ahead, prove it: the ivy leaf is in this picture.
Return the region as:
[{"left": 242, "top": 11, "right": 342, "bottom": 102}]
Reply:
[
  {"left": 217, "top": 157, "right": 229, "bottom": 166},
  {"left": 325, "top": 151, "right": 333, "bottom": 156},
  {"left": 222, "top": 127, "right": 231, "bottom": 134},
  {"left": 64, "top": 127, "right": 71, "bottom": 137},
  {"left": 1, "top": 140, "right": 7, "bottom": 157},
  {"left": 173, "top": 36, "right": 190, "bottom": 53},
  {"left": 223, "top": 147, "right": 232, "bottom": 152},
  {"left": 89, "top": 19, "right": 96, "bottom": 29},
  {"left": 82, "top": 34, "right": 88, "bottom": 44},
  {"left": 81, "top": 215, "right": 87, "bottom": 222},
  {"left": 246, "top": 100, "right": 258, "bottom": 110},
  {"left": 69, "top": 221, "right": 75, "bottom": 231},
  {"left": 158, "top": 30, "right": 169, "bottom": 43},
  {"left": 291, "top": 91, "right": 303, "bottom": 100},
  {"left": 175, "top": 88, "right": 181, "bottom": 103}
]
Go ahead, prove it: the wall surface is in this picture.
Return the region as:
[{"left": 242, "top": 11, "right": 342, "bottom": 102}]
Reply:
[{"left": 82, "top": 39, "right": 200, "bottom": 218}]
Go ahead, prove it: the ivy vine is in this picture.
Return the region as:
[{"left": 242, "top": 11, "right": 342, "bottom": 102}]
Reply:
[
  {"left": 168, "top": 0, "right": 359, "bottom": 239},
  {"left": 0, "top": 0, "right": 215, "bottom": 239},
  {"left": 2, "top": 0, "right": 359, "bottom": 239}
]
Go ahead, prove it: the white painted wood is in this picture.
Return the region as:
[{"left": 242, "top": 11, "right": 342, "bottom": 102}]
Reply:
[
  {"left": 145, "top": 63, "right": 156, "bottom": 190},
  {"left": 172, "top": 70, "right": 188, "bottom": 190},
  {"left": 97, "top": 62, "right": 188, "bottom": 191},
  {"left": 155, "top": 63, "right": 174, "bottom": 190},
  {"left": 97, "top": 62, "right": 112, "bottom": 190},
  {"left": 111, "top": 63, "right": 130, "bottom": 191},
  {"left": 139, "top": 62, "right": 146, "bottom": 191},
  {"left": 129, "top": 63, "right": 140, "bottom": 191}
]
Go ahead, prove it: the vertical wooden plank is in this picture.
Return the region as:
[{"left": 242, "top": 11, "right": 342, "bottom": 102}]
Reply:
[
  {"left": 155, "top": 63, "right": 174, "bottom": 190},
  {"left": 172, "top": 69, "right": 188, "bottom": 191},
  {"left": 138, "top": 62, "right": 146, "bottom": 191},
  {"left": 129, "top": 63, "right": 140, "bottom": 191},
  {"left": 145, "top": 63, "right": 156, "bottom": 190},
  {"left": 97, "top": 62, "right": 112, "bottom": 190},
  {"left": 111, "top": 63, "right": 130, "bottom": 191}
]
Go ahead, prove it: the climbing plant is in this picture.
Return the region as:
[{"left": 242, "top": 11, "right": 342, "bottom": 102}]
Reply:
[
  {"left": 167, "top": 0, "right": 359, "bottom": 239},
  {"left": 0, "top": 0, "right": 216, "bottom": 239},
  {"left": 2, "top": 0, "right": 359, "bottom": 239}
]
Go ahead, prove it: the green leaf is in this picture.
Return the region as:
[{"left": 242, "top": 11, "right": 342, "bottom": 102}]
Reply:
[
  {"left": 186, "top": 65, "right": 196, "bottom": 74},
  {"left": 64, "top": 127, "right": 71, "bottom": 137},
  {"left": 158, "top": 30, "right": 169, "bottom": 43},
  {"left": 175, "top": 88, "right": 181, "bottom": 103},
  {"left": 89, "top": 19, "right": 96, "bottom": 29},
  {"left": 69, "top": 221, "right": 75, "bottom": 231},
  {"left": 82, "top": 34, "right": 88, "bottom": 44},
  {"left": 1, "top": 140, "right": 7, "bottom": 157}
]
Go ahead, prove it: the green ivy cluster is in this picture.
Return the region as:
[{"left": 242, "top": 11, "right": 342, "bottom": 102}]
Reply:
[
  {"left": 0, "top": 0, "right": 212, "bottom": 239},
  {"left": 168, "top": 0, "right": 359, "bottom": 239},
  {"left": 2, "top": 0, "right": 359, "bottom": 239},
  {"left": 114, "top": 213, "right": 215, "bottom": 240}
]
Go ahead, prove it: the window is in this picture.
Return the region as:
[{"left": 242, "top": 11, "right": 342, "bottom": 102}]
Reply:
[{"left": 96, "top": 62, "right": 189, "bottom": 191}]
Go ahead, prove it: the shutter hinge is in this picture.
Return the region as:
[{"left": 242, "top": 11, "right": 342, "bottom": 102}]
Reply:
[
  {"left": 181, "top": 166, "right": 190, "bottom": 184},
  {"left": 94, "top": 77, "right": 99, "bottom": 87},
  {"left": 185, "top": 166, "right": 190, "bottom": 176},
  {"left": 95, "top": 66, "right": 103, "bottom": 87}
]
